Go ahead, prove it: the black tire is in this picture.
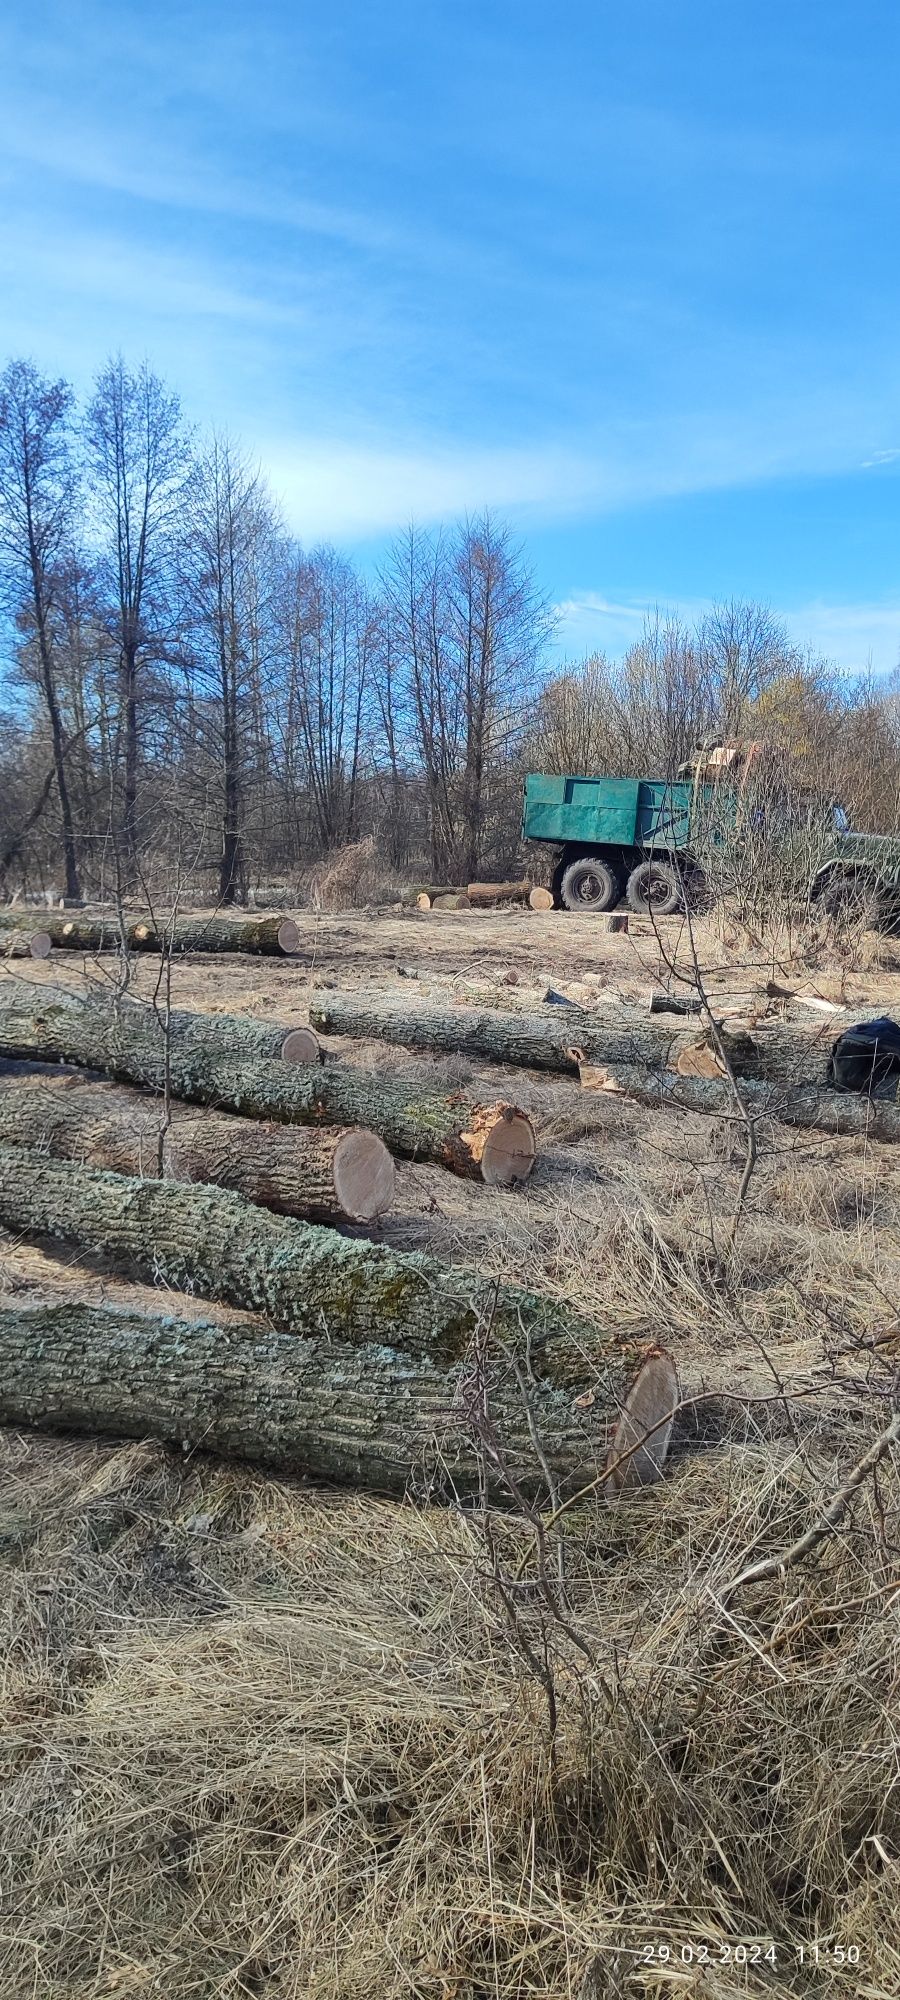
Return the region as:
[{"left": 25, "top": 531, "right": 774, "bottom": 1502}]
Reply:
[
  {"left": 559, "top": 856, "right": 621, "bottom": 913},
  {"left": 626, "top": 859, "right": 683, "bottom": 917}
]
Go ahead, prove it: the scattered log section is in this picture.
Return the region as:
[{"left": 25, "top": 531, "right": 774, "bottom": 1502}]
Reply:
[
  {"left": 528, "top": 887, "right": 554, "bottom": 912},
  {"left": 431, "top": 892, "right": 470, "bottom": 911},
  {"left": 585, "top": 1063, "right": 900, "bottom": 1143},
  {"left": 0, "top": 984, "right": 536, "bottom": 1184},
  {"left": 0, "top": 1304, "right": 675, "bottom": 1502},
  {"left": 466, "top": 881, "right": 532, "bottom": 906},
  {"left": 1, "top": 929, "right": 52, "bottom": 960},
  {"left": 0, "top": 1144, "right": 640, "bottom": 1386},
  {"left": 402, "top": 884, "right": 467, "bottom": 907},
  {"left": 0, "top": 911, "right": 301, "bottom": 956},
  {"left": 0, "top": 1075, "right": 394, "bottom": 1223}
]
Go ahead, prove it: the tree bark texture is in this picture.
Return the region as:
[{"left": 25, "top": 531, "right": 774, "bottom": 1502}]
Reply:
[
  {"left": 0, "top": 984, "right": 536, "bottom": 1183},
  {"left": 0, "top": 1143, "right": 638, "bottom": 1385},
  {"left": 0, "top": 1302, "right": 627, "bottom": 1502},
  {"left": 0, "top": 979, "right": 316, "bottom": 1067},
  {"left": 0, "top": 1074, "right": 394, "bottom": 1223},
  {"left": 0, "top": 912, "right": 300, "bottom": 956},
  {"left": 308, "top": 992, "right": 689, "bottom": 1075},
  {"left": 589, "top": 1063, "right": 900, "bottom": 1142}
]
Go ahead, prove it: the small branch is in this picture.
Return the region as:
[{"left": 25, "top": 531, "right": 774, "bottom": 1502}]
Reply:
[{"left": 720, "top": 1410, "right": 900, "bottom": 1603}]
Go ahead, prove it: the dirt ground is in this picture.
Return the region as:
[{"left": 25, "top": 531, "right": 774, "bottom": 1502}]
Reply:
[{"left": 3, "top": 908, "right": 900, "bottom": 1995}]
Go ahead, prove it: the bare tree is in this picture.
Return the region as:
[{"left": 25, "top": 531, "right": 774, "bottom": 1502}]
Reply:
[
  {"left": 0, "top": 359, "right": 81, "bottom": 899},
  {"left": 182, "top": 437, "right": 279, "bottom": 904},
  {"left": 85, "top": 357, "right": 189, "bottom": 883},
  {"left": 275, "top": 545, "right": 371, "bottom": 851}
]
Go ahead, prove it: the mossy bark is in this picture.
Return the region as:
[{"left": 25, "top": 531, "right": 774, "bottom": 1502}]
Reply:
[
  {"left": 0, "top": 1143, "right": 626, "bottom": 1381},
  {"left": 0, "top": 983, "right": 535, "bottom": 1181},
  {"left": 0, "top": 1075, "right": 393, "bottom": 1222},
  {"left": 0, "top": 1302, "right": 614, "bottom": 1501}
]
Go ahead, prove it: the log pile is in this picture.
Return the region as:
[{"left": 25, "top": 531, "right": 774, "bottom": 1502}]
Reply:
[
  {"left": 0, "top": 973, "right": 682, "bottom": 1499},
  {"left": 0, "top": 982, "right": 536, "bottom": 1183}
]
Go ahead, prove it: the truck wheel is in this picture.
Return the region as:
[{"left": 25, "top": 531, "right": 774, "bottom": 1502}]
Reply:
[
  {"left": 559, "top": 857, "right": 620, "bottom": 912},
  {"left": 626, "top": 860, "right": 683, "bottom": 916}
]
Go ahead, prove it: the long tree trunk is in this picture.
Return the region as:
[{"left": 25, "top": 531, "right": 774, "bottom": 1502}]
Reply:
[
  {"left": 0, "top": 1075, "right": 394, "bottom": 1222},
  {"left": 0, "top": 983, "right": 536, "bottom": 1183},
  {"left": 0, "top": 1143, "right": 633, "bottom": 1385},
  {"left": 587, "top": 1063, "right": 900, "bottom": 1141},
  {"left": 308, "top": 993, "right": 687, "bottom": 1074},
  {"left": 0, "top": 912, "right": 301, "bottom": 956},
  {"left": 0, "top": 979, "right": 317, "bottom": 1066},
  {"left": 0, "top": 1302, "right": 645, "bottom": 1501}
]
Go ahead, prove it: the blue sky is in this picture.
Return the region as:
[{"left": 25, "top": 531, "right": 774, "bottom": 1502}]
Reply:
[{"left": 2, "top": 0, "right": 899, "bottom": 671}]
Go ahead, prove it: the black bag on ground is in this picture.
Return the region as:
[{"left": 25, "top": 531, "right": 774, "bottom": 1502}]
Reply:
[{"left": 827, "top": 1016, "right": 900, "bottom": 1092}]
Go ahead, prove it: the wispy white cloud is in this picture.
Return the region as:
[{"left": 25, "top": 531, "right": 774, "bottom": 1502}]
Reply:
[
  {"left": 264, "top": 440, "right": 597, "bottom": 542},
  {"left": 554, "top": 590, "right": 900, "bottom": 677}
]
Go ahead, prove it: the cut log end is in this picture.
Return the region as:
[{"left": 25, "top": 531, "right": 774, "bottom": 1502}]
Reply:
[
  {"left": 331, "top": 1127, "right": 396, "bottom": 1221},
  {"left": 604, "top": 1353, "right": 679, "bottom": 1504},
  {"left": 415, "top": 893, "right": 432, "bottom": 911},
  {"left": 528, "top": 886, "right": 554, "bottom": 912},
  {"left": 280, "top": 1025, "right": 323, "bottom": 1065},
  {"left": 276, "top": 918, "right": 301, "bottom": 955},
  {"left": 29, "top": 932, "right": 53, "bottom": 960},
  {"left": 480, "top": 1109, "right": 538, "bottom": 1187}
]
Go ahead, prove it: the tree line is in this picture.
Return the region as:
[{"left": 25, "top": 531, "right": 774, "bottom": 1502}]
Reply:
[{"left": 1, "top": 353, "right": 898, "bottom": 904}]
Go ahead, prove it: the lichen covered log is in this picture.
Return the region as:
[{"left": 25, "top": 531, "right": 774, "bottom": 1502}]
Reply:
[
  {"left": 0, "top": 1144, "right": 611, "bottom": 1379},
  {"left": 0, "top": 911, "right": 301, "bottom": 955},
  {"left": 0, "top": 1302, "right": 631, "bottom": 1501}
]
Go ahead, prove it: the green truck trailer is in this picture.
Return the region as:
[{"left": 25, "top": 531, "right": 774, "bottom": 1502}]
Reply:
[{"left": 521, "top": 769, "right": 900, "bottom": 918}]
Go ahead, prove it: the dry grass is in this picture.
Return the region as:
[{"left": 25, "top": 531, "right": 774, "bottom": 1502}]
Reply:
[{"left": 1, "top": 1425, "right": 899, "bottom": 1997}]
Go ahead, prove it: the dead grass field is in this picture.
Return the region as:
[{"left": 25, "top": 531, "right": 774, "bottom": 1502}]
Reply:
[{"left": 2, "top": 906, "right": 900, "bottom": 1996}]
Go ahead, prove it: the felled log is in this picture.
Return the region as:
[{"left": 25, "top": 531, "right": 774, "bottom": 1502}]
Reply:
[
  {"left": 308, "top": 991, "right": 686, "bottom": 1075},
  {"left": 466, "top": 881, "right": 531, "bottom": 906},
  {"left": 528, "top": 887, "right": 554, "bottom": 912},
  {"left": 0, "top": 984, "right": 536, "bottom": 1184},
  {"left": 582, "top": 1062, "right": 900, "bottom": 1143},
  {"left": 0, "top": 1075, "right": 394, "bottom": 1223},
  {"left": 0, "top": 1304, "right": 675, "bottom": 1501},
  {"left": 307, "top": 989, "right": 879, "bottom": 1097},
  {"left": 431, "top": 892, "right": 470, "bottom": 911},
  {"left": 0, "top": 1145, "right": 641, "bottom": 1385},
  {"left": 0, "top": 979, "right": 321, "bottom": 1069},
  {"left": 1, "top": 929, "right": 52, "bottom": 960},
  {"left": 0, "top": 911, "right": 301, "bottom": 956}
]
